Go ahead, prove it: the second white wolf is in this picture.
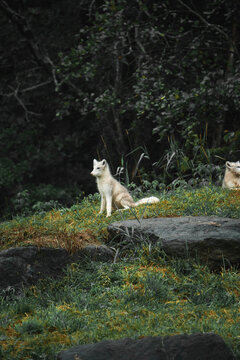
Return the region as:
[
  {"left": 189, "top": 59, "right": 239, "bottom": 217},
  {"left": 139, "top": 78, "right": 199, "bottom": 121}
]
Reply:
[
  {"left": 91, "top": 159, "right": 159, "bottom": 217},
  {"left": 222, "top": 161, "right": 240, "bottom": 189}
]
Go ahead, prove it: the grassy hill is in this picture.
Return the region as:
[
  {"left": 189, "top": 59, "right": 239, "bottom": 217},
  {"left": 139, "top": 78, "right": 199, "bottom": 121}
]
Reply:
[{"left": 0, "top": 186, "right": 239, "bottom": 359}]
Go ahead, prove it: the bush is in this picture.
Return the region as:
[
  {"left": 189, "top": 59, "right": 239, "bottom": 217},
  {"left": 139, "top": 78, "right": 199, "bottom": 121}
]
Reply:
[{"left": 7, "top": 184, "right": 82, "bottom": 219}]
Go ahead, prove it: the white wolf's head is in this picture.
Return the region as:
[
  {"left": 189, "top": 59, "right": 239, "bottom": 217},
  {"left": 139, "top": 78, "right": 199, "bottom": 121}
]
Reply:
[
  {"left": 226, "top": 161, "right": 240, "bottom": 176},
  {"left": 90, "top": 159, "right": 108, "bottom": 177}
]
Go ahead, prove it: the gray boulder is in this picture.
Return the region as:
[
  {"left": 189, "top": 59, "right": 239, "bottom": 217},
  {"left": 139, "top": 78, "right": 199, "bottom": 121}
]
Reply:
[
  {"left": 108, "top": 216, "right": 240, "bottom": 268},
  {"left": 57, "top": 333, "right": 235, "bottom": 360},
  {"left": 0, "top": 245, "right": 114, "bottom": 291}
]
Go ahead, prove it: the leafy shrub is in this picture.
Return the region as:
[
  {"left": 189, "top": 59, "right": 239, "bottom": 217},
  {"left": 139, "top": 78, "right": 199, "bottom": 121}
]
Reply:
[{"left": 8, "top": 184, "right": 82, "bottom": 218}]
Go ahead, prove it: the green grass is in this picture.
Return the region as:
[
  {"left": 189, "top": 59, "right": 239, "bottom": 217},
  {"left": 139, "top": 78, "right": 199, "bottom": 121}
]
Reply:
[
  {"left": 0, "top": 250, "right": 239, "bottom": 359},
  {"left": 0, "top": 186, "right": 239, "bottom": 359}
]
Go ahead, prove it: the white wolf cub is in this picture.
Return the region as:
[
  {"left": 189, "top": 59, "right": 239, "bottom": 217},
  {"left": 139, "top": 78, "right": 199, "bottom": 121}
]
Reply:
[
  {"left": 91, "top": 159, "right": 159, "bottom": 217},
  {"left": 222, "top": 161, "right": 240, "bottom": 189}
]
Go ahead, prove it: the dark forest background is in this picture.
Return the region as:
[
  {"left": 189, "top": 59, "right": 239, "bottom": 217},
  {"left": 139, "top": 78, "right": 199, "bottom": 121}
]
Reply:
[{"left": 0, "top": 0, "right": 239, "bottom": 219}]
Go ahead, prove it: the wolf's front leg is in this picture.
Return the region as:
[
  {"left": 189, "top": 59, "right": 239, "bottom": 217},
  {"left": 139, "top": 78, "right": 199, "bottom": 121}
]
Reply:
[
  {"left": 105, "top": 193, "right": 112, "bottom": 217},
  {"left": 99, "top": 194, "right": 106, "bottom": 214}
]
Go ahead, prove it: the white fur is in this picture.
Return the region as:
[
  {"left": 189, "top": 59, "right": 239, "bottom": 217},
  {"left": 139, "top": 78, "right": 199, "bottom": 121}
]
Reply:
[
  {"left": 91, "top": 159, "right": 159, "bottom": 217},
  {"left": 222, "top": 161, "right": 240, "bottom": 189}
]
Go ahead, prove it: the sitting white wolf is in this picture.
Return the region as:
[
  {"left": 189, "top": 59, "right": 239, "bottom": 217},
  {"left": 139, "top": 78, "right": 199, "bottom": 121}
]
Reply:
[
  {"left": 222, "top": 161, "right": 240, "bottom": 189},
  {"left": 91, "top": 159, "right": 159, "bottom": 217}
]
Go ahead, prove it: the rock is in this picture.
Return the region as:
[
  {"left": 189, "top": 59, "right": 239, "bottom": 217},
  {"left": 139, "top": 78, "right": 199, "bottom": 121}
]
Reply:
[
  {"left": 82, "top": 244, "right": 114, "bottom": 261},
  {"left": 57, "top": 333, "right": 235, "bottom": 360},
  {"left": 0, "top": 245, "right": 114, "bottom": 292},
  {"left": 108, "top": 216, "right": 240, "bottom": 268}
]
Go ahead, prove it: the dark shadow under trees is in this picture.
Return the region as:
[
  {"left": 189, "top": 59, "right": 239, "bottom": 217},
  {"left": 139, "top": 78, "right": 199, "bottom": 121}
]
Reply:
[{"left": 0, "top": 0, "right": 239, "bottom": 218}]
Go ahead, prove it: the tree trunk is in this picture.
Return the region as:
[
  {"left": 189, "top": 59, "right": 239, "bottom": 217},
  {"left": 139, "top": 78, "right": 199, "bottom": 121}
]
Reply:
[{"left": 212, "top": 17, "right": 237, "bottom": 148}]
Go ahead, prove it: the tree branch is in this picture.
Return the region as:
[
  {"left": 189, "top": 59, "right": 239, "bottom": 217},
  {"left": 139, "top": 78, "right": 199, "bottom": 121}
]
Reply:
[
  {"left": 177, "top": 0, "right": 239, "bottom": 60},
  {"left": 177, "top": 0, "right": 228, "bottom": 40},
  {"left": 0, "top": 0, "right": 58, "bottom": 80},
  {"left": 0, "top": 0, "right": 85, "bottom": 97},
  {"left": 17, "top": 80, "right": 52, "bottom": 94},
  {"left": 8, "top": 84, "right": 42, "bottom": 120}
]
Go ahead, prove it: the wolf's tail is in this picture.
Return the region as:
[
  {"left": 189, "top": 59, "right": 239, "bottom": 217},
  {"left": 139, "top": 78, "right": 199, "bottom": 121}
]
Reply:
[{"left": 135, "top": 196, "right": 159, "bottom": 207}]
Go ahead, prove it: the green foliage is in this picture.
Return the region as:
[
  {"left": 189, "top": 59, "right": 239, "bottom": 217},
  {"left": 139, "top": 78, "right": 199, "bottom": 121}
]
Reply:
[
  {"left": 56, "top": 0, "right": 240, "bottom": 188},
  {"left": 0, "top": 158, "right": 28, "bottom": 188},
  {"left": 5, "top": 184, "right": 82, "bottom": 219},
  {"left": 151, "top": 135, "right": 225, "bottom": 186}
]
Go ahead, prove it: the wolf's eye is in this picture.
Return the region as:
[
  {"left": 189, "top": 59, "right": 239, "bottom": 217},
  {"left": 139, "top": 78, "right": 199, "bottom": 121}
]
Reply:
[{"left": 97, "top": 167, "right": 100, "bottom": 169}]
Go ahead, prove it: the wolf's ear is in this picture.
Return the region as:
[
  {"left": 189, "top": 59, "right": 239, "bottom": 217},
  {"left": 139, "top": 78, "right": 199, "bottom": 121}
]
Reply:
[
  {"left": 93, "top": 159, "right": 97, "bottom": 166},
  {"left": 102, "top": 159, "right": 107, "bottom": 167},
  {"left": 226, "top": 161, "right": 232, "bottom": 169}
]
